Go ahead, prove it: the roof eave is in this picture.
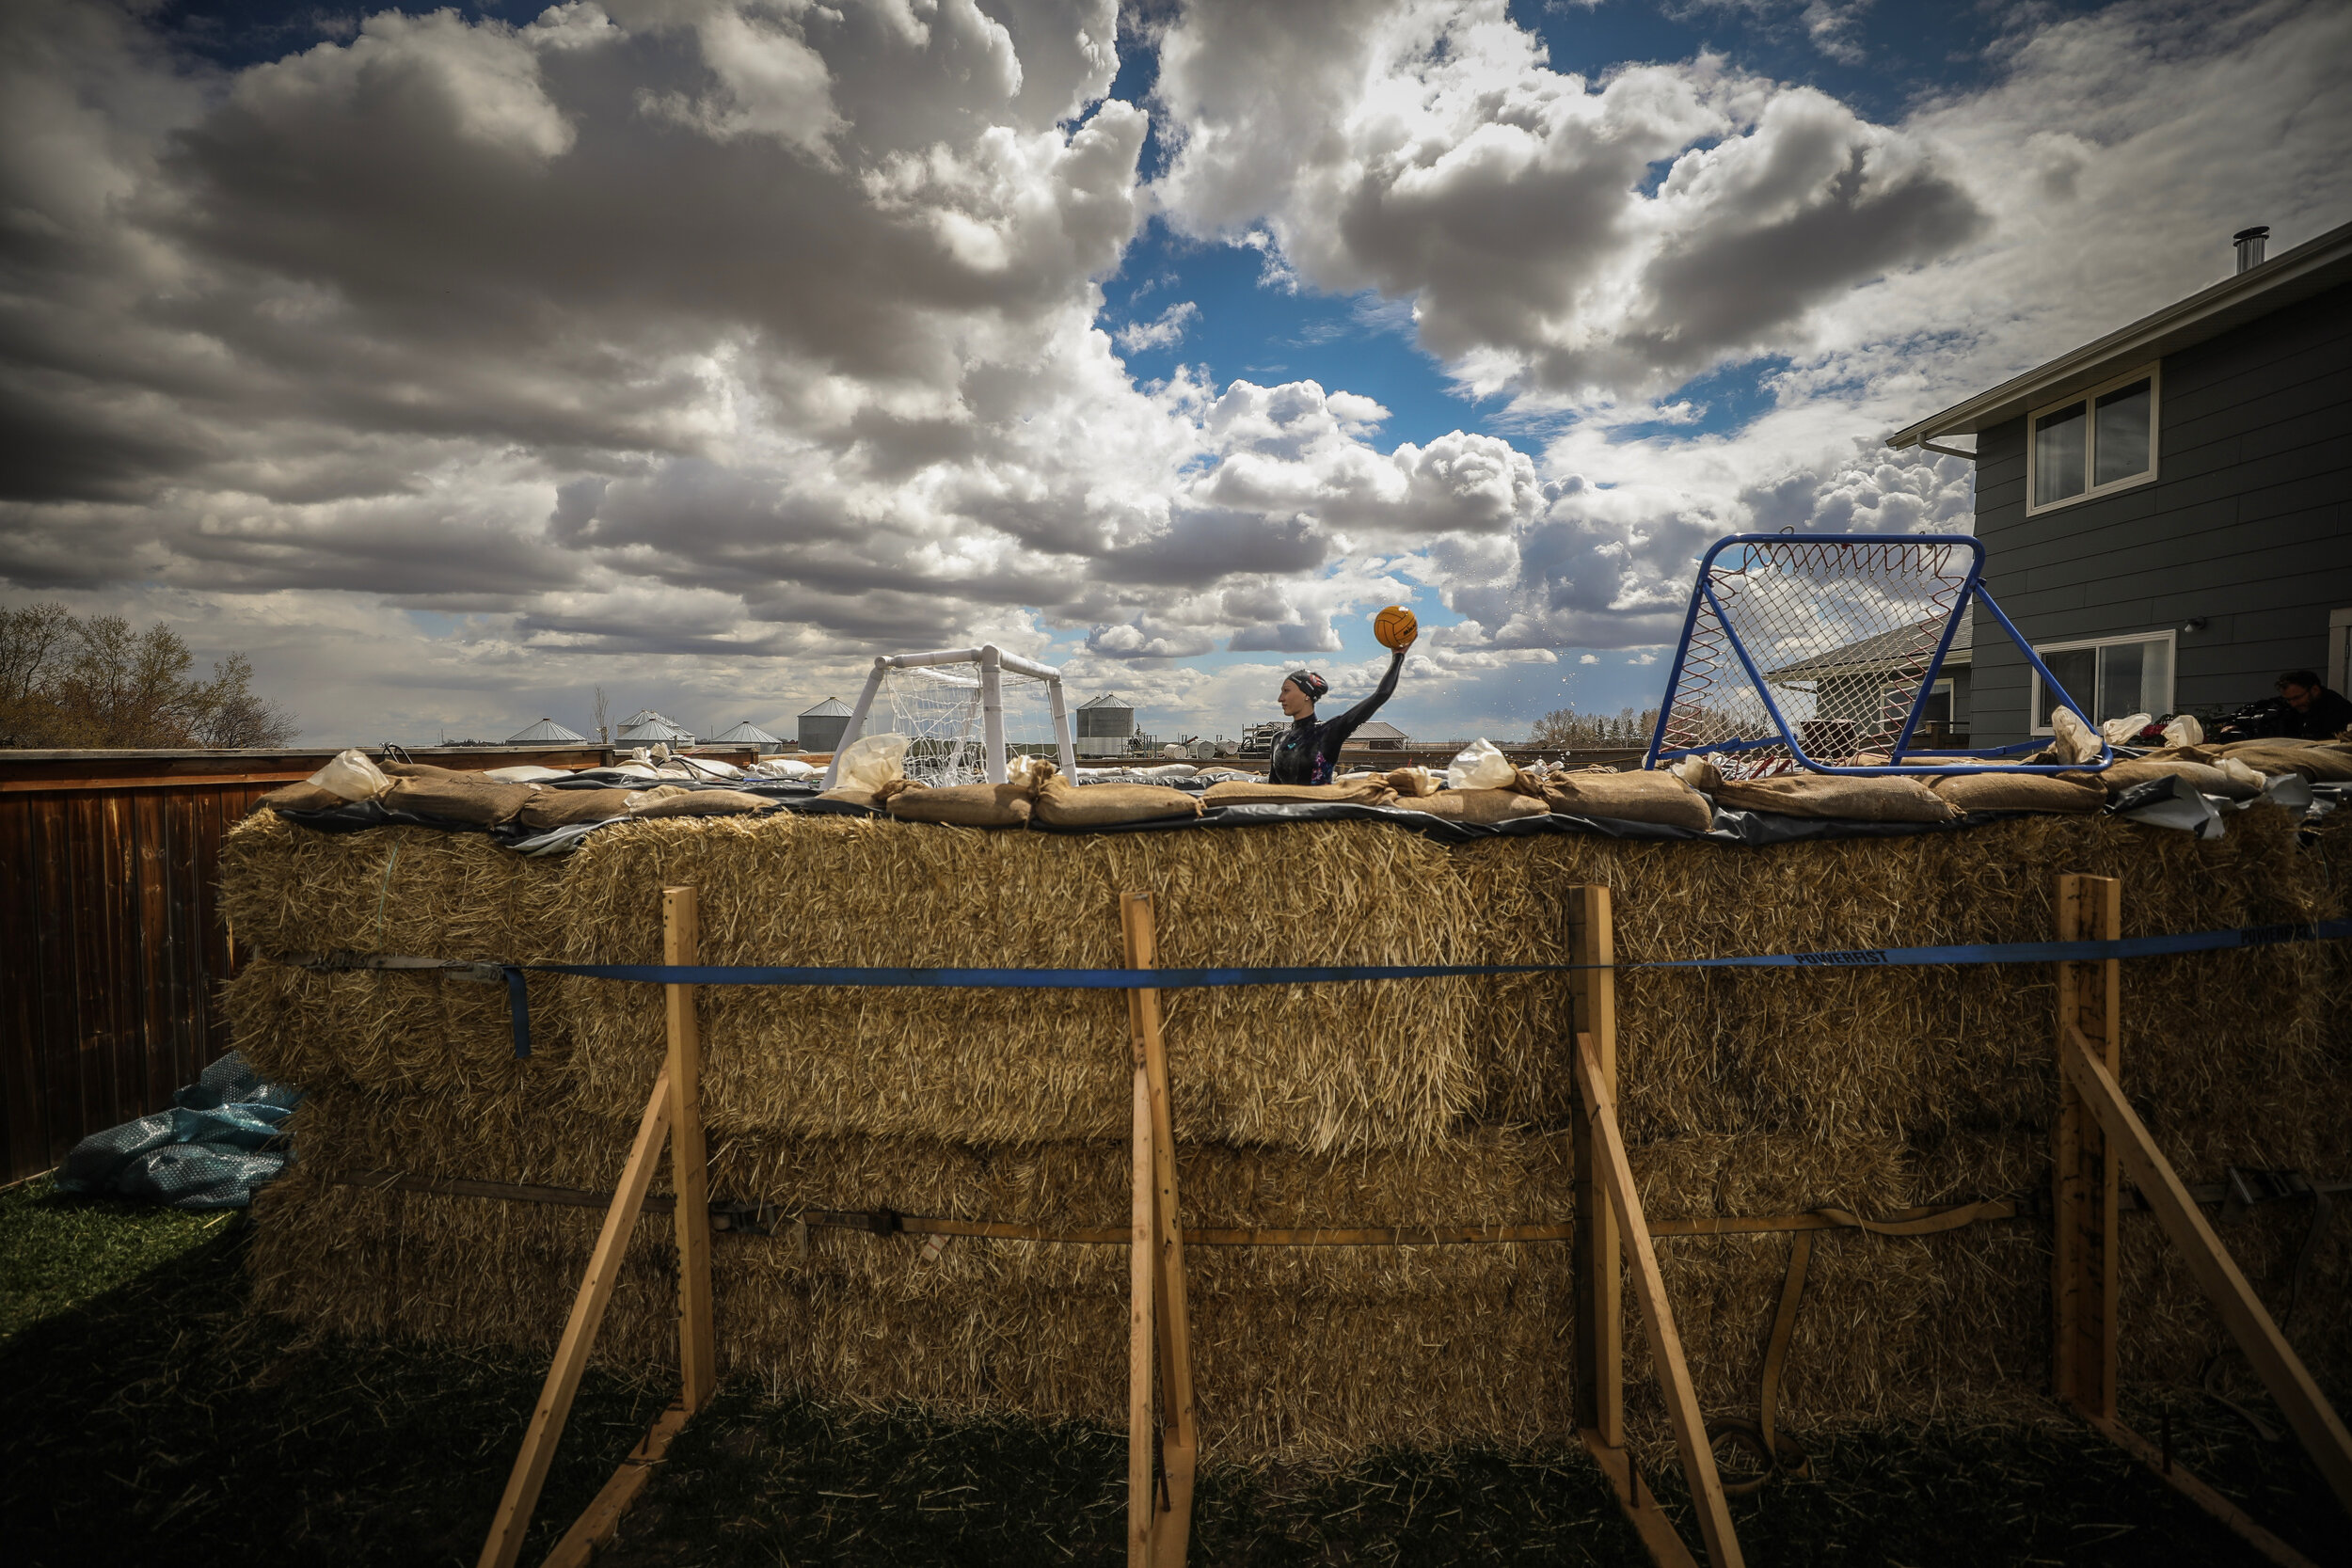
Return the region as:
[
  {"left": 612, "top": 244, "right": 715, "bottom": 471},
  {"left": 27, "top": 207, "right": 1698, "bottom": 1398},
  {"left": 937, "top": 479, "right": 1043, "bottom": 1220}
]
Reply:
[{"left": 1885, "top": 220, "right": 2352, "bottom": 451}]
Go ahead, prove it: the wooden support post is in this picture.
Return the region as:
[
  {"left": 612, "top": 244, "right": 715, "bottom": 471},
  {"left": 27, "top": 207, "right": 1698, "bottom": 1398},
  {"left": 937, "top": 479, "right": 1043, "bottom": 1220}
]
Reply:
[
  {"left": 1574, "top": 1032, "right": 1745, "bottom": 1568},
  {"left": 1569, "top": 883, "right": 1623, "bottom": 1448},
  {"left": 478, "top": 1068, "right": 674, "bottom": 1568},
  {"left": 2052, "top": 874, "right": 2121, "bottom": 1421},
  {"left": 664, "top": 887, "right": 717, "bottom": 1413},
  {"left": 537, "top": 1402, "right": 693, "bottom": 1568},
  {"left": 2061, "top": 1028, "right": 2352, "bottom": 1514},
  {"left": 1122, "top": 892, "right": 1196, "bottom": 1568}
]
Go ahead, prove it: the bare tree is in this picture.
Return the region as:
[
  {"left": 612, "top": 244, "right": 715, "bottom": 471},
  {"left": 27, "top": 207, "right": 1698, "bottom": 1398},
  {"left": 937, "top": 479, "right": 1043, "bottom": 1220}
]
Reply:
[
  {"left": 592, "top": 683, "right": 609, "bottom": 745},
  {"left": 1528, "top": 705, "right": 1661, "bottom": 752},
  {"left": 0, "top": 602, "right": 297, "bottom": 748}
]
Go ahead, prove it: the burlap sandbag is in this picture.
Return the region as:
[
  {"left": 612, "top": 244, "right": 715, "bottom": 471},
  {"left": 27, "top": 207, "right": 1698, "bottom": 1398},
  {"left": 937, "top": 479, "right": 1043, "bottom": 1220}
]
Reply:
[
  {"left": 1704, "top": 773, "right": 1959, "bottom": 823},
  {"left": 1385, "top": 768, "right": 1441, "bottom": 798},
  {"left": 1201, "top": 779, "right": 1400, "bottom": 807},
  {"left": 2093, "top": 759, "right": 2263, "bottom": 800},
  {"left": 885, "top": 781, "right": 1035, "bottom": 828},
  {"left": 1034, "top": 777, "right": 1201, "bottom": 827},
  {"left": 255, "top": 782, "right": 350, "bottom": 813},
  {"left": 516, "top": 787, "right": 637, "bottom": 830},
  {"left": 2214, "top": 740, "right": 2352, "bottom": 783},
  {"left": 1401, "top": 787, "right": 1549, "bottom": 825},
  {"left": 629, "top": 787, "right": 776, "bottom": 818},
  {"left": 378, "top": 776, "right": 539, "bottom": 826},
  {"left": 380, "top": 760, "right": 480, "bottom": 781},
  {"left": 1540, "top": 769, "right": 1713, "bottom": 832},
  {"left": 1930, "top": 772, "right": 2107, "bottom": 814}
]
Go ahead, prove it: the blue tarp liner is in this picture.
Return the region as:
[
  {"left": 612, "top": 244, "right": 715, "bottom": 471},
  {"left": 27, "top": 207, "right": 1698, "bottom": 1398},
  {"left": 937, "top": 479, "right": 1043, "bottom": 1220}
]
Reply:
[{"left": 52, "top": 1052, "right": 303, "bottom": 1209}]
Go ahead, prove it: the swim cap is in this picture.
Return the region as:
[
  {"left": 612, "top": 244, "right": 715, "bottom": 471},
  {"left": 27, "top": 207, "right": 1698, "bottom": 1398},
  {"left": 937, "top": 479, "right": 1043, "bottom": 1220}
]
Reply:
[{"left": 1285, "top": 671, "right": 1328, "bottom": 702}]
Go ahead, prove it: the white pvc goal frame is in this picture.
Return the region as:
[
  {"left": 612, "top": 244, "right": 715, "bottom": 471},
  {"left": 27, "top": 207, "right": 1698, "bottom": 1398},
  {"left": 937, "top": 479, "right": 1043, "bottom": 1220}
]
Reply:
[{"left": 820, "top": 644, "right": 1078, "bottom": 789}]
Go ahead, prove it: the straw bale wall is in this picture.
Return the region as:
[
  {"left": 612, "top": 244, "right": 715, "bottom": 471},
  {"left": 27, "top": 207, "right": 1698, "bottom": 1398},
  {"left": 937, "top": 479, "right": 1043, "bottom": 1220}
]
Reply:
[{"left": 223, "top": 804, "right": 2352, "bottom": 1462}]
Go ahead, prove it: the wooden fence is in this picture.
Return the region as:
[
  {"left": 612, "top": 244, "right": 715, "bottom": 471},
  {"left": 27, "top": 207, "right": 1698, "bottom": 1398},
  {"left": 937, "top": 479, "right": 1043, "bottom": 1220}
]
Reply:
[{"left": 0, "top": 744, "right": 745, "bottom": 1183}]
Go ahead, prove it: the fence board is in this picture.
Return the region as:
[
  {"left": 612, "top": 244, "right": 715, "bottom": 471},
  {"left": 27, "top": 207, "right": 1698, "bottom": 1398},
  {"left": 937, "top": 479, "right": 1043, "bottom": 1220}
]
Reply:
[
  {"left": 1, "top": 749, "right": 688, "bottom": 1182},
  {"left": 3, "top": 768, "right": 278, "bottom": 1179}
]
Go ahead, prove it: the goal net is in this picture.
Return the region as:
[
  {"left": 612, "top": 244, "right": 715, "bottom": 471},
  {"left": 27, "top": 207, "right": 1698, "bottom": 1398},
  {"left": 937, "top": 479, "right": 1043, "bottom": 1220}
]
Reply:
[
  {"left": 882, "top": 664, "right": 1057, "bottom": 786},
  {"left": 1646, "top": 532, "right": 2102, "bottom": 776},
  {"left": 825, "top": 645, "right": 1078, "bottom": 789}
]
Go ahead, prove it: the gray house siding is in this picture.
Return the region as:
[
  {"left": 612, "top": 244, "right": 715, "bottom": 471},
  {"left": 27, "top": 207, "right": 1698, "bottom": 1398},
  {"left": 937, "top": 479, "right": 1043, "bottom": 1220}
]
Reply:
[{"left": 1970, "top": 279, "right": 2352, "bottom": 748}]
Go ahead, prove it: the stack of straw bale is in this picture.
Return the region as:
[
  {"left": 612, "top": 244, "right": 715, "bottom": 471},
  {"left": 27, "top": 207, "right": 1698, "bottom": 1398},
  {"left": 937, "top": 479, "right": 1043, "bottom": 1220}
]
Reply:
[{"left": 225, "top": 805, "right": 2352, "bottom": 1462}]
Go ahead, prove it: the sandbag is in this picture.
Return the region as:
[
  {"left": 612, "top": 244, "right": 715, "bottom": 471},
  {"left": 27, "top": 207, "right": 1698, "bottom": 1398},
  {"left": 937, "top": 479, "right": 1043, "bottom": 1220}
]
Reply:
[
  {"left": 814, "top": 787, "right": 883, "bottom": 812},
  {"left": 2093, "top": 759, "right": 2264, "bottom": 800},
  {"left": 306, "top": 748, "right": 390, "bottom": 801},
  {"left": 885, "top": 780, "right": 1036, "bottom": 828},
  {"left": 379, "top": 760, "right": 475, "bottom": 781},
  {"left": 2213, "top": 740, "right": 2352, "bottom": 783},
  {"left": 1035, "top": 777, "right": 1202, "bottom": 827},
  {"left": 1541, "top": 769, "right": 1713, "bottom": 832},
  {"left": 1401, "top": 788, "right": 1549, "bottom": 825},
  {"left": 1385, "top": 767, "right": 1441, "bottom": 798},
  {"left": 255, "top": 782, "right": 350, "bottom": 813},
  {"left": 378, "top": 776, "right": 539, "bottom": 826},
  {"left": 1930, "top": 771, "right": 2107, "bottom": 814},
  {"left": 516, "top": 787, "right": 637, "bottom": 830},
  {"left": 1705, "top": 772, "right": 1960, "bottom": 823},
  {"left": 628, "top": 787, "right": 776, "bottom": 818},
  {"left": 1444, "top": 739, "right": 1517, "bottom": 791},
  {"left": 1202, "top": 778, "right": 1400, "bottom": 807}
]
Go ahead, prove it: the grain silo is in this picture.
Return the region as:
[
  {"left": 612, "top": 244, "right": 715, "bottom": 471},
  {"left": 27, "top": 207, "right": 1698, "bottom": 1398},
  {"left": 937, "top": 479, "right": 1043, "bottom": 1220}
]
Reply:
[
  {"left": 1075, "top": 692, "right": 1135, "bottom": 757},
  {"left": 798, "top": 697, "right": 853, "bottom": 753}
]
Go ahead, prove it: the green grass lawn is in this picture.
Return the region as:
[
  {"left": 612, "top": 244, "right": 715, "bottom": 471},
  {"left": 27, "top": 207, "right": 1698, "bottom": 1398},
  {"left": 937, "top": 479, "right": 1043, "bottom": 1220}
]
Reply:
[{"left": 1, "top": 1176, "right": 2341, "bottom": 1567}]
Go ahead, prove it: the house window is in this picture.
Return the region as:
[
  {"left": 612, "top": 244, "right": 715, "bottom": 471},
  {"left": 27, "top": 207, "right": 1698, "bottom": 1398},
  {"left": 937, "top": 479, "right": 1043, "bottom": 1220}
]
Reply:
[
  {"left": 2027, "top": 364, "right": 2159, "bottom": 514},
  {"left": 2031, "top": 631, "right": 2175, "bottom": 733}
]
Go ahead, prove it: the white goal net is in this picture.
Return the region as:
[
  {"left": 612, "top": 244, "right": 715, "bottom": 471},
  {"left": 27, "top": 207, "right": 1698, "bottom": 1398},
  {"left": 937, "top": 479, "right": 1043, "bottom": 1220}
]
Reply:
[
  {"left": 826, "top": 644, "right": 1078, "bottom": 789},
  {"left": 883, "top": 664, "right": 1057, "bottom": 786}
]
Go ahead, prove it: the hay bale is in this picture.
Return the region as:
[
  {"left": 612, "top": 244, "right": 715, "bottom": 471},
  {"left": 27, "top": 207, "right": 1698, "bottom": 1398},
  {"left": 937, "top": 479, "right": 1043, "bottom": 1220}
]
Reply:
[
  {"left": 548, "top": 815, "right": 1484, "bottom": 1152},
  {"left": 221, "top": 958, "right": 574, "bottom": 1094},
  {"left": 1454, "top": 812, "right": 2348, "bottom": 1146},
  {"left": 220, "top": 813, "right": 567, "bottom": 962},
  {"left": 284, "top": 1086, "right": 1575, "bottom": 1299}
]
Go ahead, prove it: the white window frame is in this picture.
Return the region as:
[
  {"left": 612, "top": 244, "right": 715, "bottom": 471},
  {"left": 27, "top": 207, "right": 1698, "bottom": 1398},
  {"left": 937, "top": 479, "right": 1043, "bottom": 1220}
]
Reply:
[
  {"left": 2028, "top": 629, "right": 2177, "bottom": 735},
  {"left": 2025, "top": 361, "right": 2162, "bottom": 516}
]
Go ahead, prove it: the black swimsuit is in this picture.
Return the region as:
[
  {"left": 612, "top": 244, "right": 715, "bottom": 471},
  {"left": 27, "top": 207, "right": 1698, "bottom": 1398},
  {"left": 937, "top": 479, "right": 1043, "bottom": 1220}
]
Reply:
[{"left": 1269, "top": 653, "right": 1405, "bottom": 784}]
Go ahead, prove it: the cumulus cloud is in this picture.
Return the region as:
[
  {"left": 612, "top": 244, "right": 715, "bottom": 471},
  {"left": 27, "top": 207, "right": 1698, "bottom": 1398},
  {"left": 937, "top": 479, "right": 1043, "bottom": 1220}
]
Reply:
[
  {"left": 0, "top": 0, "right": 2345, "bottom": 741},
  {"left": 1115, "top": 299, "right": 1199, "bottom": 351},
  {"left": 1152, "top": 0, "right": 1983, "bottom": 403}
]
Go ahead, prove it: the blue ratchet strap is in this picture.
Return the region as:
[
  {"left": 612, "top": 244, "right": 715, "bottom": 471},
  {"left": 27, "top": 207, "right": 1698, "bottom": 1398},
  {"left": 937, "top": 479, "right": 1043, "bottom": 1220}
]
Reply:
[{"left": 493, "top": 918, "right": 2351, "bottom": 1057}]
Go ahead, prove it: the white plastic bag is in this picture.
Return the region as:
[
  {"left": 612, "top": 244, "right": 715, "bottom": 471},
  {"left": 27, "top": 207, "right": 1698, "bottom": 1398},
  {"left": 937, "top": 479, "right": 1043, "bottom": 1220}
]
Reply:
[
  {"left": 1445, "top": 738, "right": 1517, "bottom": 791},
  {"left": 483, "top": 765, "right": 568, "bottom": 784},
  {"left": 750, "top": 757, "right": 819, "bottom": 781},
  {"left": 833, "top": 732, "right": 909, "bottom": 793},
  {"left": 2162, "top": 714, "right": 2205, "bottom": 748},
  {"left": 2100, "top": 711, "right": 2153, "bottom": 745},
  {"left": 2051, "top": 706, "right": 2103, "bottom": 765},
  {"left": 306, "top": 748, "right": 390, "bottom": 802}
]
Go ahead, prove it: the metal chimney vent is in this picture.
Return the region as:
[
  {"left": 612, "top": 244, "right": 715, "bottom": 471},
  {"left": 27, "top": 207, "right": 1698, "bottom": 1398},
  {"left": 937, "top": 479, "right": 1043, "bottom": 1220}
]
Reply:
[{"left": 2233, "top": 225, "right": 2269, "bottom": 273}]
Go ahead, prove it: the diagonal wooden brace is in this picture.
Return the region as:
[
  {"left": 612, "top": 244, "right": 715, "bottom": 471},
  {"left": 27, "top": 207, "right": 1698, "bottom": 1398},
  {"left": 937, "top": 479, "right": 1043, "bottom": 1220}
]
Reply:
[
  {"left": 477, "top": 1066, "right": 674, "bottom": 1568},
  {"left": 1123, "top": 892, "right": 1196, "bottom": 1568},
  {"left": 2059, "top": 1026, "right": 2352, "bottom": 1514},
  {"left": 1573, "top": 1031, "right": 1746, "bottom": 1568}
]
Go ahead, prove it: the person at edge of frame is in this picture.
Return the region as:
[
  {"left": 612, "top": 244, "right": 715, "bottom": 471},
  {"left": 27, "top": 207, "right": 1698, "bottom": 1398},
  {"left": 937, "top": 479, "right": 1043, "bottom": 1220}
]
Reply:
[
  {"left": 2213, "top": 669, "right": 2352, "bottom": 742},
  {"left": 1268, "top": 631, "right": 1415, "bottom": 785}
]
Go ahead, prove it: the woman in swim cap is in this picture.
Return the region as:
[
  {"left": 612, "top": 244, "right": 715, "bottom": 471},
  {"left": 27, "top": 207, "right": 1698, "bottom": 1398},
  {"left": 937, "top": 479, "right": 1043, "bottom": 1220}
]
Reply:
[{"left": 1268, "top": 633, "right": 1412, "bottom": 785}]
